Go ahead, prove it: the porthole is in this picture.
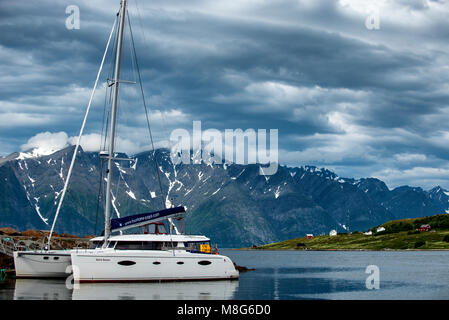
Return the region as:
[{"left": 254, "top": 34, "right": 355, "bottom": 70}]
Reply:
[
  {"left": 176, "top": 261, "right": 184, "bottom": 265},
  {"left": 117, "top": 260, "right": 136, "bottom": 266},
  {"left": 198, "top": 260, "right": 212, "bottom": 266},
  {"left": 43, "top": 256, "right": 49, "bottom": 260},
  {"left": 153, "top": 261, "right": 161, "bottom": 265},
  {"left": 53, "top": 257, "right": 59, "bottom": 260}
]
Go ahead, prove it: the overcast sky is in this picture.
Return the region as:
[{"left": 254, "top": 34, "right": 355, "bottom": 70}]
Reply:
[{"left": 1, "top": 0, "right": 449, "bottom": 190}]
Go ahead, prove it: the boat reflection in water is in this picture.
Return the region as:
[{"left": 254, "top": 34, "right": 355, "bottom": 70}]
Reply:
[
  {"left": 72, "top": 280, "right": 239, "bottom": 300},
  {"left": 14, "top": 279, "right": 72, "bottom": 300},
  {"left": 13, "top": 278, "right": 238, "bottom": 300}
]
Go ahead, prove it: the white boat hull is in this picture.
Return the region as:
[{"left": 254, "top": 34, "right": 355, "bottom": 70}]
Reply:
[
  {"left": 71, "top": 249, "right": 239, "bottom": 283},
  {"left": 13, "top": 250, "right": 72, "bottom": 278}
]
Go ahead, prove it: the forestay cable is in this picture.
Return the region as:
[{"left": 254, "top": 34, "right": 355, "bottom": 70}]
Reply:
[{"left": 46, "top": 18, "right": 117, "bottom": 250}]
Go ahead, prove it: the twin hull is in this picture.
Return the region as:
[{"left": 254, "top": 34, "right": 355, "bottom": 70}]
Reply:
[
  {"left": 14, "top": 250, "right": 239, "bottom": 282},
  {"left": 13, "top": 251, "right": 72, "bottom": 278},
  {"left": 70, "top": 249, "right": 239, "bottom": 282}
]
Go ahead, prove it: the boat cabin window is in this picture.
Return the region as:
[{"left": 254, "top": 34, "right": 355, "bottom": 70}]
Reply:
[
  {"left": 107, "top": 241, "right": 117, "bottom": 248},
  {"left": 115, "top": 241, "right": 163, "bottom": 250},
  {"left": 184, "top": 241, "right": 212, "bottom": 253},
  {"left": 89, "top": 241, "right": 104, "bottom": 249},
  {"left": 112, "top": 241, "right": 181, "bottom": 250},
  {"left": 142, "top": 241, "right": 163, "bottom": 250},
  {"left": 162, "top": 242, "right": 178, "bottom": 249}
]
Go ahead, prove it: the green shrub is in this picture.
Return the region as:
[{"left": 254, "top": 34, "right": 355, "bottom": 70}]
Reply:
[
  {"left": 407, "top": 230, "right": 420, "bottom": 235},
  {"left": 443, "top": 235, "right": 449, "bottom": 243},
  {"left": 386, "top": 221, "right": 414, "bottom": 233},
  {"left": 414, "top": 241, "right": 425, "bottom": 248}
]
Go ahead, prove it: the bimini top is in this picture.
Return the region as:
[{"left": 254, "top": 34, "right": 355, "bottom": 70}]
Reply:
[{"left": 110, "top": 206, "right": 185, "bottom": 232}]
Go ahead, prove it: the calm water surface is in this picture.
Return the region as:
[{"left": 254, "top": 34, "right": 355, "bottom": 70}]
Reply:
[{"left": 2, "top": 250, "right": 449, "bottom": 300}]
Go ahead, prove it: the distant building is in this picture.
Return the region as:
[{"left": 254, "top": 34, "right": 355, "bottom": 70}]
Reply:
[
  {"left": 376, "top": 227, "right": 385, "bottom": 233},
  {"left": 306, "top": 234, "right": 314, "bottom": 239},
  {"left": 418, "top": 224, "right": 431, "bottom": 232},
  {"left": 329, "top": 230, "right": 337, "bottom": 236},
  {"left": 363, "top": 231, "right": 373, "bottom": 235}
]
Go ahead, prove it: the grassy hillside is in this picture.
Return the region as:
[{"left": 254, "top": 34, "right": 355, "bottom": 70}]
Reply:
[{"left": 253, "top": 214, "right": 449, "bottom": 250}]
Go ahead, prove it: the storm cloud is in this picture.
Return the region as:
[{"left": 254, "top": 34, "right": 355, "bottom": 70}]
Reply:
[{"left": 2, "top": 0, "right": 449, "bottom": 189}]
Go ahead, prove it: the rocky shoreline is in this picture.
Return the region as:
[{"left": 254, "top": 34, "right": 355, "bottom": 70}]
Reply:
[{"left": 0, "top": 227, "right": 91, "bottom": 272}]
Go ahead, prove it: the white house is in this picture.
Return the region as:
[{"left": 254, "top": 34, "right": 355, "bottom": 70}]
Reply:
[
  {"left": 376, "top": 227, "right": 385, "bottom": 233},
  {"left": 329, "top": 230, "right": 337, "bottom": 236},
  {"left": 363, "top": 231, "right": 373, "bottom": 235}
]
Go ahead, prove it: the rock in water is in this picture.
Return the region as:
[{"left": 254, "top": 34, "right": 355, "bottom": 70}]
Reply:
[{"left": 233, "top": 262, "right": 255, "bottom": 272}]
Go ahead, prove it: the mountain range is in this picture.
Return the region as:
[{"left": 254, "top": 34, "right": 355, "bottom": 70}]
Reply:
[{"left": 1, "top": 146, "right": 448, "bottom": 247}]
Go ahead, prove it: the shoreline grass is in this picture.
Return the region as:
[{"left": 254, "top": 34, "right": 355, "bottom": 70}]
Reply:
[
  {"left": 248, "top": 214, "right": 449, "bottom": 251},
  {"left": 248, "top": 230, "right": 449, "bottom": 251}
]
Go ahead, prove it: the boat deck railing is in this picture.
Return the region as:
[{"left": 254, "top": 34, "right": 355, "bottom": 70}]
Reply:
[
  {"left": 0, "top": 237, "right": 20, "bottom": 257},
  {"left": 0, "top": 236, "right": 46, "bottom": 256},
  {"left": 0, "top": 235, "right": 91, "bottom": 256}
]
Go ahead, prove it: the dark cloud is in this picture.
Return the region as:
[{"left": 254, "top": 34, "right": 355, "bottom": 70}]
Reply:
[{"left": 1, "top": 0, "right": 449, "bottom": 189}]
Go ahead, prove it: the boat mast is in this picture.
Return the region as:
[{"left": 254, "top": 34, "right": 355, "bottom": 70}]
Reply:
[{"left": 104, "top": 0, "right": 127, "bottom": 244}]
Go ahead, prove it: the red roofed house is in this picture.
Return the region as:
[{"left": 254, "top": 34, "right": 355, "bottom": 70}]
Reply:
[{"left": 418, "top": 224, "right": 431, "bottom": 232}]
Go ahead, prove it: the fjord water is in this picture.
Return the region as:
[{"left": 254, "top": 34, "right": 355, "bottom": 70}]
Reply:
[{"left": 2, "top": 250, "right": 449, "bottom": 300}]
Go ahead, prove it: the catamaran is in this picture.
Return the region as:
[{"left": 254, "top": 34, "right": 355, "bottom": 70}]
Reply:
[
  {"left": 71, "top": 207, "right": 239, "bottom": 282},
  {"left": 15, "top": 0, "right": 239, "bottom": 282},
  {"left": 70, "top": 0, "right": 238, "bottom": 283}
]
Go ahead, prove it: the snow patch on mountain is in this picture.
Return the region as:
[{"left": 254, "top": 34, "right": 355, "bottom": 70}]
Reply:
[
  {"left": 231, "top": 168, "right": 245, "bottom": 180},
  {"left": 58, "top": 167, "right": 64, "bottom": 181},
  {"left": 115, "top": 162, "right": 126, "bottom": 174},
  {"left": 33, "top": 197, "right": 49, "bottom": 225},
  {"left": 126, "top": 190, "right": 136, "bottom": 200},
  {"left": 274, "top": 186, "right": 281, "bottom": 199},
  {"left": 131, "top": 158, "right": 137, "bottom": 170},
  {"left": 111, "top": 191, "right": 121, "bottom": 218},
  {"left": 259, "top": 166, "right": 270, "bottom": 182}
]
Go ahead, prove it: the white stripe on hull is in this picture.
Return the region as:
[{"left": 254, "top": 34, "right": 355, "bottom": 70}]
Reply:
[
  {"left": 13, "top": 251, "right": 72, "bottom": 278},
  {"left": 71, "top": 249, "right": 239, "bottom": 282}
]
